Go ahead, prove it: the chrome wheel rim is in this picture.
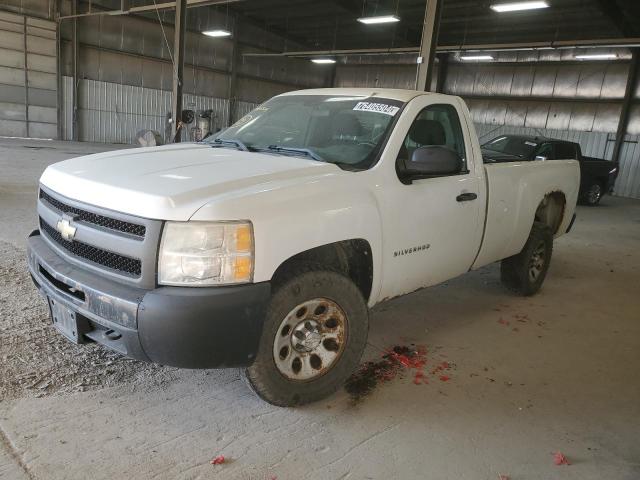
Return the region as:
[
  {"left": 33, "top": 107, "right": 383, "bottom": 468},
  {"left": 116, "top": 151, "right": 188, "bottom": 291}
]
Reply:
[
  {"left": 528, "top": 241, "right": 546, "bottom": 282},
  {"left": 588, "top": 184, "right": 601, "bottom": 204},
  {"left": 273, "top": 298, "right": 347, "bottom": 381}
]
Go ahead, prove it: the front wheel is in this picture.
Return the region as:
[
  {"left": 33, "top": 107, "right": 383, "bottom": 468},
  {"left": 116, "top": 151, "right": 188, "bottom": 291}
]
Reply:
[
  {"left": 500, "top": 222, "right": 553, "bottom": 296},
  {"left": 245, "top": 267, "right": 369, "bottom": 406}
]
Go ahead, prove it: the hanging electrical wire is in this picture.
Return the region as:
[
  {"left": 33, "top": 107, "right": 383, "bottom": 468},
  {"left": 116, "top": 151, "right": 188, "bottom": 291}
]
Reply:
[{"left": 152, "top": 0, "right": 174, "bottom": 66}]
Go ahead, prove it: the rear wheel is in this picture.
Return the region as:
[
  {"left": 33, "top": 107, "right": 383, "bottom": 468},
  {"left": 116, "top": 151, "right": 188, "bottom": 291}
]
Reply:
[
  {"left": 583, "top": 182, "right": 603, "bottom": 206},
  {"left": 245, "top": 266, "right": 368, "bottom": 406},
  {"left": 500, "top": 222, "right": 553, "bottom": 296}
]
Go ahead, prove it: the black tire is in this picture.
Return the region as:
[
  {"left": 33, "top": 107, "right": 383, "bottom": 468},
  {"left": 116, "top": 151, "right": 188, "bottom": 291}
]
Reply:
[
  {"left": 582, "top": 182, "right": 603, "bottom": 206},
  {"left": 500, "top": 222, "right": 553, "bottom": 296},
  {"left": 244, "top": 266, "right": 369, "bottom": 406}
]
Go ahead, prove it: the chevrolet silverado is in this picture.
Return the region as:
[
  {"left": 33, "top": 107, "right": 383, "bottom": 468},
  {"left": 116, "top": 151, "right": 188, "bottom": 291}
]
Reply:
[{"left": 27, "top": 88, "right": 580, "bottom": 406}]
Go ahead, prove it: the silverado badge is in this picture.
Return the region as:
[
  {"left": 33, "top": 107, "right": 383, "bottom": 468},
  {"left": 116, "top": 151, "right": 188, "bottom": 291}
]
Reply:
[
  {"left": 56, "top": 215, "right": 77, "bottom": 241},
  {"left": 394, "top": 244, "right": 430, "bottom": 257}
]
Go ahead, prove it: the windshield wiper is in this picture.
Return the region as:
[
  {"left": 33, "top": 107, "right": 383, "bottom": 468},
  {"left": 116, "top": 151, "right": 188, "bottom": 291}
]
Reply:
[
  {"left": 209, "top": 138, "right": 250, "bottom": 151},
  {"left": 266, "top": 145, "right": 324, "bottom": 162}
]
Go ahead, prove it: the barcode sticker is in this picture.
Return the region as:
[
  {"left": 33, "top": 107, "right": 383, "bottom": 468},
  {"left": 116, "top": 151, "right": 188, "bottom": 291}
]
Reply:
[{"left": 353, "top": 102, "right": 400, "bottom": 116}]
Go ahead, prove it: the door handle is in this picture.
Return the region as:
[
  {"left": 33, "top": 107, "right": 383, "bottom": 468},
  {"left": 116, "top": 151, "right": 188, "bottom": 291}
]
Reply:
[{"left": 456, "top": 192, "right": 477, "bottom": 202}]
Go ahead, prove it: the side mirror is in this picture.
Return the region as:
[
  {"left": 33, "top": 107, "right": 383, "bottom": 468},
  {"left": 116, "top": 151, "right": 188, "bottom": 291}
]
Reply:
[
  {"left": 401, "top": 146, "right": 462, "bottom": 179},
  {"left": 534, "top": 155, "right": 547, "bottom": 161}
]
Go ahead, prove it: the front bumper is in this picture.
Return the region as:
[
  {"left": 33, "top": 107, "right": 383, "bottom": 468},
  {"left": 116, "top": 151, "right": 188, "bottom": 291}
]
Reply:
[{"left": 27, "top": 231, "right": 271, "bottom": 368}]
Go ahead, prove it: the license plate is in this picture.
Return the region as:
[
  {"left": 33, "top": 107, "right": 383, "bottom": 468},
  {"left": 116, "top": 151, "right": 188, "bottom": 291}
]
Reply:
[{"left": 49, "top": 297, "right": 80, "bottom": 343}]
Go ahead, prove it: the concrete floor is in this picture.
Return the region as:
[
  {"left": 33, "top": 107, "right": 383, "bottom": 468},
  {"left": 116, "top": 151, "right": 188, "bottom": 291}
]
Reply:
[{"left": 1, "top": 138, "right": 639, "bottom": 480}]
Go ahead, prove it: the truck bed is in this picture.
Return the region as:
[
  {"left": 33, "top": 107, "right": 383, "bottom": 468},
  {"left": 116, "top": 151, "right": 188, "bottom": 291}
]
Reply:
[{"left": 472, "top": 159, "right": 580, "bottom": 269}]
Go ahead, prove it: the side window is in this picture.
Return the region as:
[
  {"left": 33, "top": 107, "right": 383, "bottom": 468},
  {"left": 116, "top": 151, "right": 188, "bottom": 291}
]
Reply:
[
  {"left": 555, "top": 143, "right": 578, "bottom": 160},
  {"left": 397, "top": 104, "right": 467, "bottom": 173},
  {"left": 536, "top": 143, "right": 556, "bottom": 160}
]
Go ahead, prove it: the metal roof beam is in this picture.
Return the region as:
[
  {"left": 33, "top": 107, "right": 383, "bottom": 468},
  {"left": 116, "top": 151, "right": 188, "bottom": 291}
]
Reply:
[
  {"left": 58, "top": 0, "right": 243, "bottom": 20},
  {"left": 242, "top": 37, "right": 640, "bottom": 58}
]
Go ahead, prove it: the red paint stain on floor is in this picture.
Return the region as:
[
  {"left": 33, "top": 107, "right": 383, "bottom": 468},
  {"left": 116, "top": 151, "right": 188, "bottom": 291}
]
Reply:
[{"left": 345, "top": 344, "right": 453, "bottom": 403}]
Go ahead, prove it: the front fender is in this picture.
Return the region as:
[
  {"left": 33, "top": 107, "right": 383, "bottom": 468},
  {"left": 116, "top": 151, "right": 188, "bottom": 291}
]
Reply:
[{"left": 190, "top": 173, "right": 384, "bottom": 306}]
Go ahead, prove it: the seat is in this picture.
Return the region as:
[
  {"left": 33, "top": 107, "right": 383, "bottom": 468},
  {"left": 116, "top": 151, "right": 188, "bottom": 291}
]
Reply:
[
  {"left": 399, "top": 119, "right": 447, "bottom": 161},
  {"left": 330, "top": 112, "right": 362, "bottom": 142},
  {"left": 409, "top": 119, "right": 446, "bottom": 146}
]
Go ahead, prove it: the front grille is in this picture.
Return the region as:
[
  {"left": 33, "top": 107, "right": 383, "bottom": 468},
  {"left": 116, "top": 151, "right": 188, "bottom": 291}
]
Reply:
[
  {"left": 40, "top": 218, "right": 142, "bottom": 277},
  {"left": 39, "top": 189, "right": 146, "bottom": 238}
]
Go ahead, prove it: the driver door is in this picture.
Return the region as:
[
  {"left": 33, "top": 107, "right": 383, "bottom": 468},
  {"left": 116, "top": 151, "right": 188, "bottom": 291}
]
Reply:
[{"left": 377, "top": 97, "right": 484, "bottom": 300}]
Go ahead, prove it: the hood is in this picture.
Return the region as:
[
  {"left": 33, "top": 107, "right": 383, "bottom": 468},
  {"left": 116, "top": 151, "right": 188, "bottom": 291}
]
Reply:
[
  {"left": 481, "top": 148, "right": 525, "bottom": 163},
  {"left": 40, "top": 143, "right": 341, "bottom": 221}
]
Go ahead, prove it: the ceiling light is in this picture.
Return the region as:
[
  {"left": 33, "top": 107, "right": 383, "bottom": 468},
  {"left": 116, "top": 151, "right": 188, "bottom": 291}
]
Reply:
[
  {"left": 311, "top": 58, "right": 336, "bottom": 64},
  {"left": 490, "top": 1, "right": 549, "bottom": 12},
  {"left": 460, "top": 55, "right": 494, "bottom": 61},
  {"left": 357, "top": 15, "right": 400, "bottom": 24},
  {"left": 575, "top": 53, "right": 617, "bottom": 60},
  {"left": 202, "top": 29, "right": 232, "bottom": 37}
]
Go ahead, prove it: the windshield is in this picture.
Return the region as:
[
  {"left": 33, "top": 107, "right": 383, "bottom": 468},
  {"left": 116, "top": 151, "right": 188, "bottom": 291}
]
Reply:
[
  {"left": 482, "top": 136, "right": 538, "bottom": 159},
  {"left": 207, "top": 95, "right": 404, "bottom": 170}
]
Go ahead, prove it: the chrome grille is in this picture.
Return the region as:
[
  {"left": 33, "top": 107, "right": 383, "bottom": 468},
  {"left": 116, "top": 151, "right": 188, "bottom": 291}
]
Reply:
[{"left": 39, "top": 189, "right": 146, "bottom": 238}]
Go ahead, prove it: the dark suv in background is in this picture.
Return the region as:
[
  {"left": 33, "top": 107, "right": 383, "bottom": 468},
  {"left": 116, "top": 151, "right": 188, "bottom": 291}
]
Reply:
[{"left": 481, "top": 135, "right": 619, "bottom": 206}]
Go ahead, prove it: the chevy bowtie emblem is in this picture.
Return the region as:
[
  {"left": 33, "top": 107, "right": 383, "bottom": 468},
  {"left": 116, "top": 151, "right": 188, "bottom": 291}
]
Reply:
[{"left": 56, "top": 215, "right": 77, "bottom": 241}]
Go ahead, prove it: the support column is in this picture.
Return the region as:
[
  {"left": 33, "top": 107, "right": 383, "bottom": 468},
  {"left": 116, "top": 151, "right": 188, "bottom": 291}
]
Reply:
[
  {"left": 72, "top": 0, "right": 78, "bottom": 141},
  {"left": 23, "top": 17, "right": 30, "bottom": 138},
  {"left": 612, "top": 48, "right": 639, "bottom": 164},
  {"left": 328, "top": 63, "right": 337, "bottom": 88},
  {"left": 415, "top": 0, "right": 442, "bottom": 91},
  {"left": 435, "top": 52, "right": 449, "bottom": 93},
  {"left": 55, "top": 0, "right": 63, "bottom": 140},
  {"left": 170, "top": 0, "right": 187, "bottom": 142},
  {"left": 226, "top": 14, "right": 239, "bottom": 127}
]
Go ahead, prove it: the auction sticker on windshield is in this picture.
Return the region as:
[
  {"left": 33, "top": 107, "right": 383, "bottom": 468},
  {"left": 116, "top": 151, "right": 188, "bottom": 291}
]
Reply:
[{"left": 353, "top": 102, "right": 400, "bottom": 116}]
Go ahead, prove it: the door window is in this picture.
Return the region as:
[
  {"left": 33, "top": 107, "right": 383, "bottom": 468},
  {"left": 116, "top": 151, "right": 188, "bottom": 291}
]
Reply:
[
  {"left": 554, "top": 142, "right": 579, "bottom": 160},
  {"left": 397, "top": 104, "right": 467, "bottom": 174},
  {"left": 535, "top": 143, "right": 556, "bottom": 160}
]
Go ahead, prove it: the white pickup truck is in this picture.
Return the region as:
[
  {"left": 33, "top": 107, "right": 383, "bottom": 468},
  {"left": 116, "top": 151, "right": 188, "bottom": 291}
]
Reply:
[{"left": 28, "top": 88, "right": 579, "bottom": 406}]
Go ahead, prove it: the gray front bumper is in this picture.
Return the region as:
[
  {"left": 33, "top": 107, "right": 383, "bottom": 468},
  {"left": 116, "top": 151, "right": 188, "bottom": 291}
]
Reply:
[
  {"left": 28, "top": 230, "right": 150, "bottom": 360},
  {"left": 27, "top": 230, "right": 271, "bottom": 368}
]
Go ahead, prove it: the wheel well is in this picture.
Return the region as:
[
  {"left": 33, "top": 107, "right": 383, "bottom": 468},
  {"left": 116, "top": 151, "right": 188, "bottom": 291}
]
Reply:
[
  {"left": 271, "top": 240, "right": 374, "bottom": 302},
  {"left": 535, "top": 191, "right": 566, "bottom": 234}
]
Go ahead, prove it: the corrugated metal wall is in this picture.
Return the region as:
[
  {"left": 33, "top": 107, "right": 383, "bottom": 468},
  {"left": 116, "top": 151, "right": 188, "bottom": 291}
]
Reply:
[
  {"left": 0, "top": 0, "right": 55, "bottom": 20},
  {"left": 0, "top": 11, "right": 57, "bottom": 139},
  {"left": 447, "top": 61, "right": 627, "bottom": 134},
  {"left": 334, "top": 55, "right": 438, "bottom": 91},
  {"left": 58, "top": 10, "right": 330, "bottom": 105},
  {"left": 62, "top": 76, "right": 238, "bottom": 143},
  {"left": 61, "top": 76, "right": 251, "bottom": 144},
  {"left": 235, "top": 100, "right": 259, "bottom": 119},
  {"left": 615, "top": 134, "right": 640, "bottom": 199},
  {"left": 335, "top": 64, "right": 419, "bottom": 90}
]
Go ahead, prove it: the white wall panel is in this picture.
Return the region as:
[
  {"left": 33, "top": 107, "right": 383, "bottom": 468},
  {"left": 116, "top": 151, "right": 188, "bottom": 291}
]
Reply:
[{"left": 0, "top": 12, "right": 56, "bottom": 138}]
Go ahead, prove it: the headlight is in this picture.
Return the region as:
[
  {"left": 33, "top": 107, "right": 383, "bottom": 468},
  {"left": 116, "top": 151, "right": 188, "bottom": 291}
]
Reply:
[{"left": 158, "top": 221, "right": 253, "bottom": 286}]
